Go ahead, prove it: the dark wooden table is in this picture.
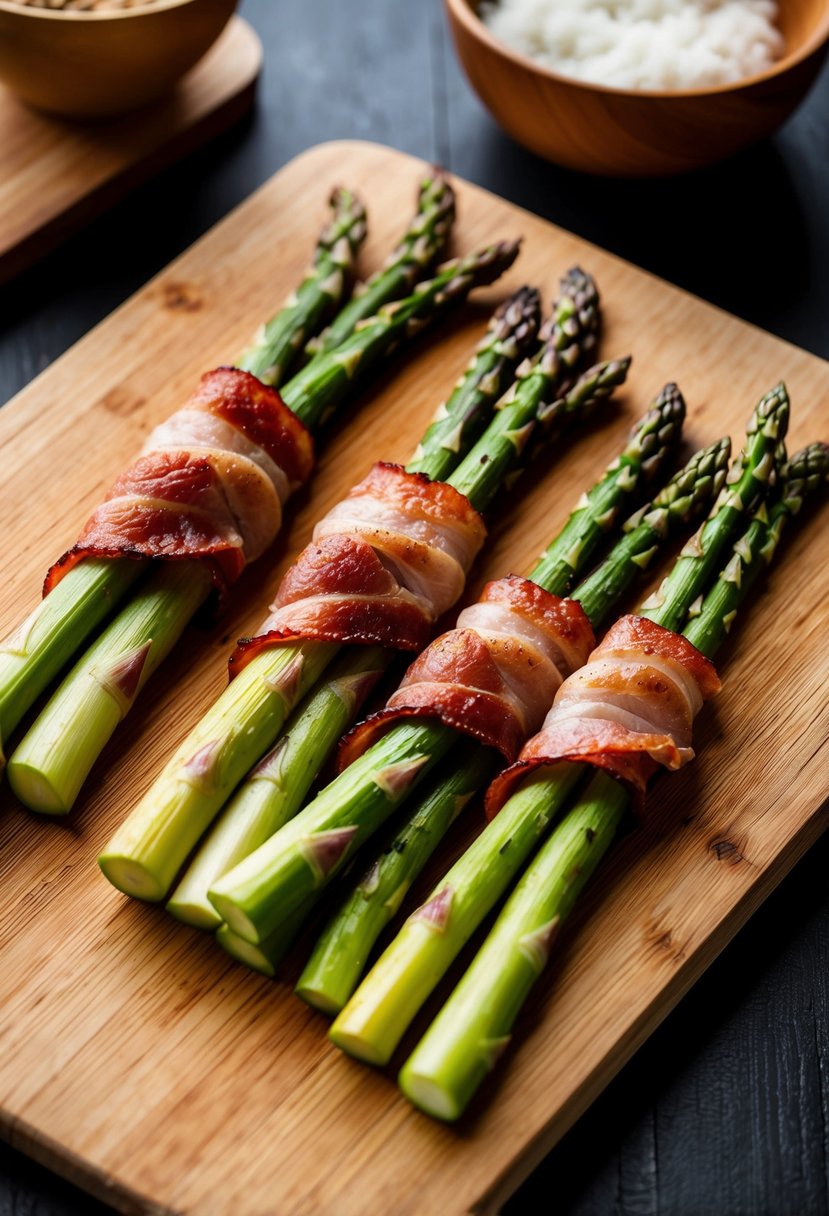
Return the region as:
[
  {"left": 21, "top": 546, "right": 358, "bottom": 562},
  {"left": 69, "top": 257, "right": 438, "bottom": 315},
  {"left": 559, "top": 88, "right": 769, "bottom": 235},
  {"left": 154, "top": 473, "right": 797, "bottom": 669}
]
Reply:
[{"left": 1, "top": 2, "right": 828, "bottom": 1212}]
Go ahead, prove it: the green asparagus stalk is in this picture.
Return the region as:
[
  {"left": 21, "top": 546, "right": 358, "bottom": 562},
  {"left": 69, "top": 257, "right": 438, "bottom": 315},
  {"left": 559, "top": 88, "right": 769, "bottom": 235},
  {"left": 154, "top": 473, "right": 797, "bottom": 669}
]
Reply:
[
  {"left": 12, "top": 240, "right": 519, "bottom": 817},
  {"left": 412, "top": 286, "right": 542, "bottom": 482},
  {"left": 167, "top": 288, "right": 543, "bottom": 928},
  {"left": 168, "top": 646, "right": 389, "bottom": 928},
  {"left": 237, "top": 187, "right": 367, "bottom": 385},
  {"left": 638, "top": 383, "right": 788, "bottom": 631},
  {"left": 683, "top": 441, "right": 829, "bottom": 654},
  {"left": 7, "top": 562, "right": 211, "bottom": 812},
  {"left": 328, "top": 391, "right": 784, "bottom": 1064},
  {"left": 400, "top": 774, "right": 626, "bottom": 1118},
  {"left": 0, "top": 182, "right": 368, "bottom": 769},
  {"left": 0, "top": 560, "right": 144, "bottom": 773},
  {"left": 300, "top": 435, "right": 729, "bottom": 1015},
  {"left": 307, "top": 169, "right": 455, "bottom": 358},
  {"left": 400, "top": 440, "right": 826, "bottom": 1120},
  {"left": 296, "top": 744, "right": 498, "bottom": 1011}
]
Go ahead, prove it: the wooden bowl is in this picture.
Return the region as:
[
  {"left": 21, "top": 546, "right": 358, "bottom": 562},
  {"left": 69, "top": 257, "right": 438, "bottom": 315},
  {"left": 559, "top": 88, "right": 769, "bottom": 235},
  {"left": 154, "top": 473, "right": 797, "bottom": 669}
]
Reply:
[
  {"left": 0, "top": 0, "right": 238, "bottom": 119},
  {"left": 445, "top": 0, "right": 829, "bottom": 176}
]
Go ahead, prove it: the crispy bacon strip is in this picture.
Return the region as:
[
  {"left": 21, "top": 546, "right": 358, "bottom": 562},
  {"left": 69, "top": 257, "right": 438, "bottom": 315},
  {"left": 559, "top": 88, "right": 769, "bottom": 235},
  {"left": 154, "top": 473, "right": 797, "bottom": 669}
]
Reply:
[
  {"left": 45, "top": 368, "right": 313, "bottom": 595},
  {"left": 485, "top": 614, "right": 720, "bottom": 817},
  {"left": 338, "top": 577, "right": 595, "bottom": 769},
  {"left": 230, "top": 463, "right": 486, "bottom": 675}
]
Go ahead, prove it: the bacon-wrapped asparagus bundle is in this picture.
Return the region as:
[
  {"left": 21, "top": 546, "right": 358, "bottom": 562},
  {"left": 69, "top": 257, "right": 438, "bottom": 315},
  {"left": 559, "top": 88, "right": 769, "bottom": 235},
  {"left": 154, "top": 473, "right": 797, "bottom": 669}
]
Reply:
[
  {"left": 9, "top": 206, "right": 525, "bottom": 814},
  {"left": 99, "top": 272, "right": 623, "bottom": 904},
  {"left": 206, "top": 384, "right": 691, "bottom": 952},
  {"left": 400, "top": 436, "right": 828, "bottom": 1122},
  {"left": 324, "top": 385, "right": 790, "bottom": 1066}
]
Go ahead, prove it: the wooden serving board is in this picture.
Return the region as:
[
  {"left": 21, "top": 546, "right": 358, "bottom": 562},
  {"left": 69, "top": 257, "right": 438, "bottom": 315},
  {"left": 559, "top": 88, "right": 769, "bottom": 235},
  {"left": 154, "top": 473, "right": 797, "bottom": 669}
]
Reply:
[
  {"left": 0, "top": 16, "right": 260, "bottom": 285},
  {"left": 0, "top": 141, "right": 827, "bottom": 1216}
]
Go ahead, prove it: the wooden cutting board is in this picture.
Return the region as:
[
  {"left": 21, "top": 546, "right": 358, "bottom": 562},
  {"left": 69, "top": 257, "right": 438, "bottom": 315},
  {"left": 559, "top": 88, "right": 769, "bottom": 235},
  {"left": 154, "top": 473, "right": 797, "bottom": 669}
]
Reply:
[
  {"left": 0, "top": 16, "right": 260, "bottom": 285},
  {"left": 0, "top": 141, "right": 827, "bottom": 1216}
]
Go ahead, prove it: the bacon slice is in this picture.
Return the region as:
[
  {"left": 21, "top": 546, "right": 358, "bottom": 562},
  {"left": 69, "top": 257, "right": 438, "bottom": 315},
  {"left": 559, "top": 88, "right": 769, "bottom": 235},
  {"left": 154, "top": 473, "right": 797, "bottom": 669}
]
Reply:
[
  {"left": 230, "top": 463, "right": 486, "bottom": 675},
  {"left": 338, "top": 577, "right": 595, "bottom": 768},
  {"left": 485, "top": 614, "right": 721, "bottom": 817},
  {"left": 45, "top": 368, "right": 313, "bottom": 595}
]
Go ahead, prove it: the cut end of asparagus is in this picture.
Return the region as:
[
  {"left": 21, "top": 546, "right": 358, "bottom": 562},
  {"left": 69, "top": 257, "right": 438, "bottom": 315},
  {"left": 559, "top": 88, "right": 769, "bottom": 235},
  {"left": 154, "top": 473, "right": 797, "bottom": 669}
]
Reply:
[
  {"left": 207, "top": 891, "right": 260, "bottom": 944},
  {"left": 328, "top": 1022, "right": 390, "bottom": 1067},
  {"left": 215, "top": 924, "right": 276, "bottom": 978},
  {"left": 6, "top": 761, "right": 70, "bottom": 816},
  {"left": 166, "top": 891, "right": 222, "bottom": 931},
  {"left": 294, "top": 980, "right": 344, "bottom": 1018},
  {"left": 97, "top": 854, "right": 168, "bottom": 903},
  {"left": 398, "top": 1067, "right": 461, "bottom": 1122}
]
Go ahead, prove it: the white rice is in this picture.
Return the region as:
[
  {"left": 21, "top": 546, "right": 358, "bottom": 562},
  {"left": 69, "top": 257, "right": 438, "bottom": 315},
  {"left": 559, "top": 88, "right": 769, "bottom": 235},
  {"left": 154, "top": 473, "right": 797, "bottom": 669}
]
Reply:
[{"left": 479, "top": 0, "right": 784, "bottom": 91}]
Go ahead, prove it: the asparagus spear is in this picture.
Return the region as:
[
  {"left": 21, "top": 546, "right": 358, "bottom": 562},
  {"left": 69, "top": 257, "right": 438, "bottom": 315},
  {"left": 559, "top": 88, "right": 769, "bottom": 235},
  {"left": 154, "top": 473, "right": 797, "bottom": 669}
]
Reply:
[
  {"left": 209, "top": 369, "right": 694, "bottom": 950},
  {"left": 307, "top": 170, "right": 455, "bottom": 358},
  {"left": 298, "top": 431, "right": 726, "bottom": 1013},
  {"left": 401, "top": 440, "right": 827, "bottom": 1120},
  {"left": 168, "top": 288, "right": 543, "bottom": 928},
  {"left": 327, "top": 389, "right": 787, "bottom": 1064},
  {"left": 0, "top": 189, "right": 370, "bottom": 770},
  {"left": 237, "top": 187, "right": 367, "bottom": 385},
  {"left": 10, "top": 239, "right": 518, "bottom": 816}
]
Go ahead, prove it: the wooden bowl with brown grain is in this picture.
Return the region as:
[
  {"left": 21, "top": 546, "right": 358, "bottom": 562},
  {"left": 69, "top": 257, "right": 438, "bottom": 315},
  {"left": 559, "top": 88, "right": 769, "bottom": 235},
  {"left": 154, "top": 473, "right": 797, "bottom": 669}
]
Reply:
[
  {"left": 444, "top": 0, "right": 829, "bottom": 176},
  {"left": 0, "top": 0, "right": 238, "bottom": 119}
]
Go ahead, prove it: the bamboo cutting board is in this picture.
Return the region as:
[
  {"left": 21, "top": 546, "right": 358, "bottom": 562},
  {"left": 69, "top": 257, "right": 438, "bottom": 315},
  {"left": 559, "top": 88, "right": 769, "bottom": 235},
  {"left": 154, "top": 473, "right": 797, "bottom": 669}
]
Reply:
[
  {"left": 0, "top": 141, "right": 827, "bottom": 1216},
  {"left": 0, "top": 17, "right": 260, "bottom": 285}
]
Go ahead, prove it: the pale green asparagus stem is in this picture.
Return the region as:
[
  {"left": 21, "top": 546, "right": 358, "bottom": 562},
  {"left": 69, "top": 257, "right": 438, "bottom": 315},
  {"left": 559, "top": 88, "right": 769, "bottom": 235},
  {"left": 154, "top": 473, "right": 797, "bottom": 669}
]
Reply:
[
  {"left": 216, "top": 902, "right": 312, "bottom": 978},
  {"left": 167, "top": 646, "right": 387, "bottom": 928},
  {"left": 0, "top": 559, "right": 144, "bottom": 769},
  {"left": 237, "top": 187, "right": 367, "bottom": 385},
  {"left": 7, "top": 562, "right": 211, "bottom": 813}
]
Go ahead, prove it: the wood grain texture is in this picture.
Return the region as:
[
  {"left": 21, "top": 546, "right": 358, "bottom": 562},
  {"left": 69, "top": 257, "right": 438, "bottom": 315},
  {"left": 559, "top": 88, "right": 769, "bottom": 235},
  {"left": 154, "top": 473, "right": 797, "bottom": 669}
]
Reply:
[
  {"left": 0, "top": 16, "right": 260, "bottom": 286},
  {"left": 0, "top": 140, "right": 827, "bottom": 1216}
]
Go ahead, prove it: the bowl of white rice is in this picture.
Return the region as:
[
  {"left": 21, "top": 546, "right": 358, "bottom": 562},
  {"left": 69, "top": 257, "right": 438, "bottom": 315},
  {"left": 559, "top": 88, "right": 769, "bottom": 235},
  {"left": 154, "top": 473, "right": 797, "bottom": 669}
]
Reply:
[{"left": 445, "top": 0, "right": 829, "bottom": 174}]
